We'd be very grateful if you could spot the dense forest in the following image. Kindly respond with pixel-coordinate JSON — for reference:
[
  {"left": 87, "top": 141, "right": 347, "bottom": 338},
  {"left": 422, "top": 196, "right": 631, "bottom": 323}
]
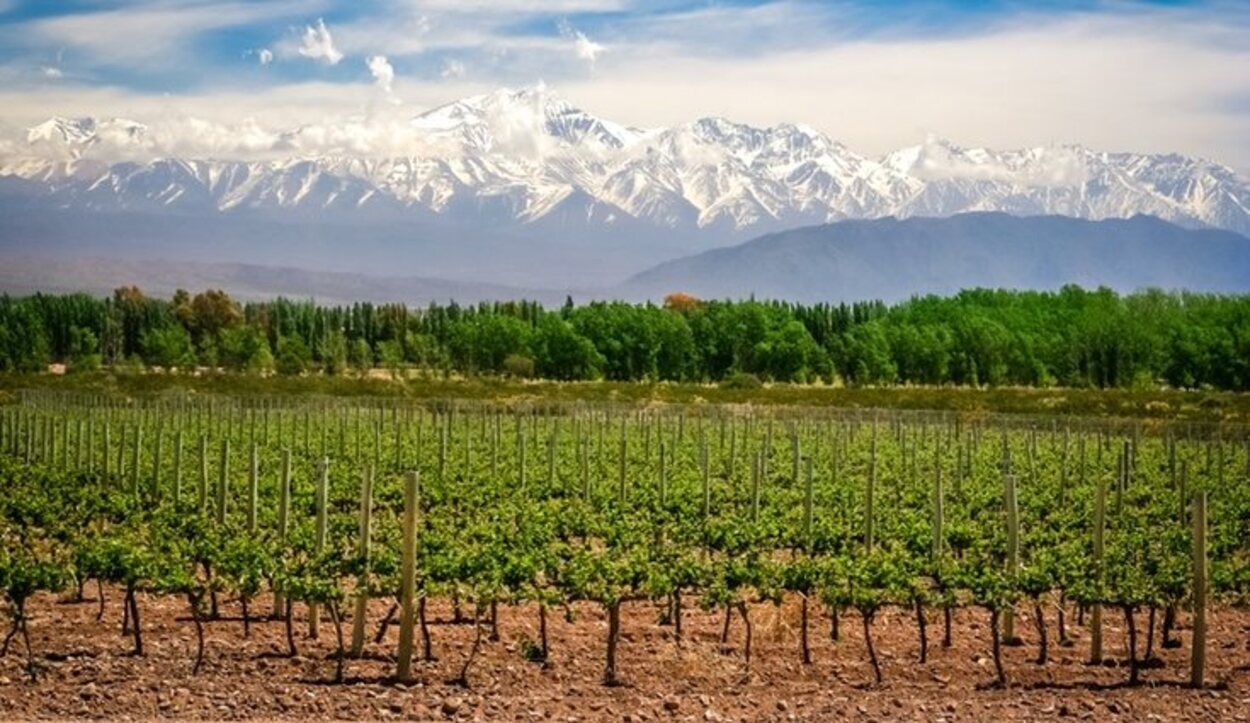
[{"left": 0, "top": 286, "right": 1248, "bottom": 390}]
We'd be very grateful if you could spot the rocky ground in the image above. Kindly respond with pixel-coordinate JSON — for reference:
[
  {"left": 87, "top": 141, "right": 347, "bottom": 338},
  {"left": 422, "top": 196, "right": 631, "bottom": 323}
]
[{"left": 1, "top": 589, "right": 1248, "bottom": 721}]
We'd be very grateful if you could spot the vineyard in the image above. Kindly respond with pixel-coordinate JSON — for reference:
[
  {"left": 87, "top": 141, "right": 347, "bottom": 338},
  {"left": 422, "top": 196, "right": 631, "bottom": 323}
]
[{"left": 2, "top": 391, "right": 1250, "bottom": 718}]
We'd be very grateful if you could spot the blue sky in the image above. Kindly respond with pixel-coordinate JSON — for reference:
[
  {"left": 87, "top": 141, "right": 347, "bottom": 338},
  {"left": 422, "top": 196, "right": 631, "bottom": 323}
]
[
  {"left": 0, "top": 1, "right": 1214, "bottom": 91},
  {"left": 0, "top": 1, "right": 1247, "bottom": 169}
]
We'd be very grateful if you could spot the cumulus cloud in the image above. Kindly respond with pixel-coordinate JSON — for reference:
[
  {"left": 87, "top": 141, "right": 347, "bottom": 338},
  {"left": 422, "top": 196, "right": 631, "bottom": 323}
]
[
  {"left": 366, "top": 55, "right": 395, "bottom": 94},
  {"left": 899, "top": 135, "right": 1090, "bottom": 188},
  {"left": 5, "top": 113, "right": 440, "bottom": 162},
  {"left": 257, "top": 48, "right": 274, "bottom": 66},
  {"left": 41, "top": 66, "right": 63, "bottom": 79},
  {"left": 299, "top": 18, "right": 343, "bottom": 65},
  {"left": 559, "top": 20, "right": 604, "bottom": 64}
]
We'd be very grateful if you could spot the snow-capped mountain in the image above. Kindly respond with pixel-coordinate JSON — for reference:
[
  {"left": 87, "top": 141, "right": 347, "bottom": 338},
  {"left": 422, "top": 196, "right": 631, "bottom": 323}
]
[
  {"left": 2, "top": 86, "right": 1248, "bottom": 272},
  {"left": 25, "top": 117, "right": 148, "bottom": 157}
]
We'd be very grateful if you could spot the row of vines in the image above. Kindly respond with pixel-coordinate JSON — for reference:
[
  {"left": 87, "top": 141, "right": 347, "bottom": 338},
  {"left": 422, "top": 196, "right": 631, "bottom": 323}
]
[{"left": 2, "top": 391, "right": 1249, "bottom": 689}]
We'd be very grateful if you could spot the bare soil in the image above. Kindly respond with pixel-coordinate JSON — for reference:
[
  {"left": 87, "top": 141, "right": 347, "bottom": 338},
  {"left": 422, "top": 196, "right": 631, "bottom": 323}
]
[{"left": 1, "top": 589, "right": 1248, "bottom": 721}]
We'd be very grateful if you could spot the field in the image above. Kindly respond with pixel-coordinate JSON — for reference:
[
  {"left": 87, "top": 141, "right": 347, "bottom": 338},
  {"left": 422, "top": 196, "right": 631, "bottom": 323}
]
[
  {"left": 4, "top": 370, "right": 1250, "bottom": 422},
  {"left": 2, "top": 388, "right": 1249, "bottom": 720}
]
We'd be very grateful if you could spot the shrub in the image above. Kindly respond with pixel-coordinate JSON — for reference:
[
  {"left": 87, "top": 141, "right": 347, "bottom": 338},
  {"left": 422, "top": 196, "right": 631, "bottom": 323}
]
[
  {"left": 275, "top": 336, "right": 312, "bottom": 376},
  {"left": 721, "top": 371, "right": 763, "bottom": 390},
  {"left": 219, "top": 326, "right": 273, "bottom": 374},
  {"left": 504, "top": 354, "right": 536, "bottom": 379},
  {"left": 141, "top": 325, "right": 195, "bottom": 370}
]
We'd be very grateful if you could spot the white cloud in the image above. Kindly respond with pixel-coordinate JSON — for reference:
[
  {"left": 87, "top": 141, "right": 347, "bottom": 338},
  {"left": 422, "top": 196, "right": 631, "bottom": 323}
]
[
  {"left": 553, "top": 8, "right": 1250, "bottom": 172},
  {"left": 0, "top": 80, "right": 498, "bottom": 160},
  {"left": 558, "top": 20, "right": 605, "bottom": 64},
  {"left": 41, "top": 66, "right": 63, "bottom": 79},
  {"left": 901, "top": 135, "right": 1090, "bottom": 188},
  {"left": 0, "top": 3, "right": 1247, "bottom": 173},
  {"left": 441, "top": 59, "right": 466, "bottom": 79},
  {"left": 257, "top": 48, "right": 274, "bottom": 66},
  {"left": 367, "top": 55, "right": 395, "bottom": 95},
  {"left": 299, "top": 18, "right": 343, "bottom": 65}
]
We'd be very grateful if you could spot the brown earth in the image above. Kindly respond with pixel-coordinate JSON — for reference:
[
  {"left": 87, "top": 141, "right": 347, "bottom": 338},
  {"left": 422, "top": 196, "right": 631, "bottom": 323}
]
[{"left": 1, "top": 589, "right": 1248, "bottom": 721}]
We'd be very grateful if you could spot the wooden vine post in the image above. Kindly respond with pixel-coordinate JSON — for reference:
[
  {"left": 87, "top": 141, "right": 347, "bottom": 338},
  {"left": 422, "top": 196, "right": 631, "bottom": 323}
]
[
  {"left": 246, "top": 443, "right": 259, "bottom": 532},
  {"left": 172, "top": 429, "right": 183, "bottom": 506},
  {"left": 272, "top": 449, "right": 291, "bottom": 619},
  {"left": 103, "top": 423, "right": 112, "bottom": 478},
  {"left": 216, "top": 438, "right": 230, "bottom": 526},
  {"left": 1090, "top": 475, "right": 1107, "bottom": 664},
  {"left": 350, "top": 465, "right": 375, "bottom": 656},
  {"left": 518, "top": 423, "right": 527, "bottom": 493},
  {"left": 866, "top": 422, "right": 877, "bottom": 550},
  {"left": 802, "top": 456, "right": 814, "bottom": 547},
  {"left": 617, "top": 426, "right": 627, "bottom": 503},
  {"left": 151, "top": 423, "right": 162, "bottom": 502},
  {"left": 791, "top": 430, "right": 801, "bottom": 485},
  {"left": 130, "top": 423, "right": 142, "bottom": 497},
  {"left": 1002, "top": 471, "right": 1020, "bottom": 644},
  {"left": 750, "top": 450, "right": 761, "bottom": 523},
  {"left": 397, "top": 471, "right": 421, "bottom": 681},
  {"left": 197, "top": 435, "right": 208, "bottom": 512},
  {"left": 1190, "top": 489, "right": 1207, "bottom": 688},
  {"left": 701, "top": 436, "right": 711, "bottom": 518},
  {"left": 932, "top": 448, "right": 944, "bottom": 560},
  {"left": 655, "top": 440, "right": 667, "bottom": 507},
  {"left": 309, "top": 457, "right": 329, "bottom": 639}
]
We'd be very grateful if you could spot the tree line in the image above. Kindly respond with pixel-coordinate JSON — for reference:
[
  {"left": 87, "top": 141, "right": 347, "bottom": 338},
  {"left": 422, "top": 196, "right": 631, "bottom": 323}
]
[{"left": 0, "top": 285, "right": 1248, "bottom": 390}]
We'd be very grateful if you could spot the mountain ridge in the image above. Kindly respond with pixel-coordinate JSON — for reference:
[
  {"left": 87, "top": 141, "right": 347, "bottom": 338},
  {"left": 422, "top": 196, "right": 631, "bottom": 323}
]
[
  {"left": 0, "top": 254, "right": 567, "bottom": 307},
  {"left": 621, "top": 212, "right": 1250, "bottom": 303},
  {"left": 4, "top": 213, "right": 1249, "bottom": 306}
]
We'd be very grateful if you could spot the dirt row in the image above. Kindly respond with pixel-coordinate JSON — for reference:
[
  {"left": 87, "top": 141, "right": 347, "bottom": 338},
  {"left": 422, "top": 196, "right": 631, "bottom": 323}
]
[{"left": 1, "top": 588, "right": 1248, "bottom": 721}]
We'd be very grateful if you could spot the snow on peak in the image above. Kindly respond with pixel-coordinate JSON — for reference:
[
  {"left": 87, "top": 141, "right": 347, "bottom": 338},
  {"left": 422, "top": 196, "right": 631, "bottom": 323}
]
[
  {"left": 27, "top": 116, "right": 146, "bottom": 146},
  {"left": 27, "top": 117, "right": 97, "bottom": 145},
  {"left": 25, "top": 116, "right": 149, "bottom": 160},
  {"left": 410, "top": 85, "right": 638, "bottom": 156},
  {"left": 1, "top": 87, "right": 1247, "bottom": 236}
]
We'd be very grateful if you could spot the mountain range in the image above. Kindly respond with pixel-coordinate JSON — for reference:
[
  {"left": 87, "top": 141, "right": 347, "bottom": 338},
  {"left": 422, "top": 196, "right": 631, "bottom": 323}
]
[{"left": 2, "top": 86, "right": 1249, "bottom": 289}]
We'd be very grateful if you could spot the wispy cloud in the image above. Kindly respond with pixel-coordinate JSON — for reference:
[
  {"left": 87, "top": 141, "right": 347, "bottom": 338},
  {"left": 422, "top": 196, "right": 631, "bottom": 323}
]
[
  {"left": 441, "top": 59, "right": 466, "bottom": 79},
  {"left": 298, "top": 18, "right": 343, "bottom": 65},
  {"left": 559, "top": 21, "right": 604, "bottom": 64}
]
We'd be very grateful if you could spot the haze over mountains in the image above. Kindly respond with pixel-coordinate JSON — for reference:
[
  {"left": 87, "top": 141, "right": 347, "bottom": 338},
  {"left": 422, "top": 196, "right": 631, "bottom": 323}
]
[
  {"left": 624, "top": 213, "right": 1250, "bottom": 303},
  {"left": 0, "top": 255, "right": 565, "bottom": 307},
  {"left": 5, "top": 212, "right": 1247, "bottom": 306},
  {"left": 2, "top": 86, "right": 1250, "bottom": 300}
]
